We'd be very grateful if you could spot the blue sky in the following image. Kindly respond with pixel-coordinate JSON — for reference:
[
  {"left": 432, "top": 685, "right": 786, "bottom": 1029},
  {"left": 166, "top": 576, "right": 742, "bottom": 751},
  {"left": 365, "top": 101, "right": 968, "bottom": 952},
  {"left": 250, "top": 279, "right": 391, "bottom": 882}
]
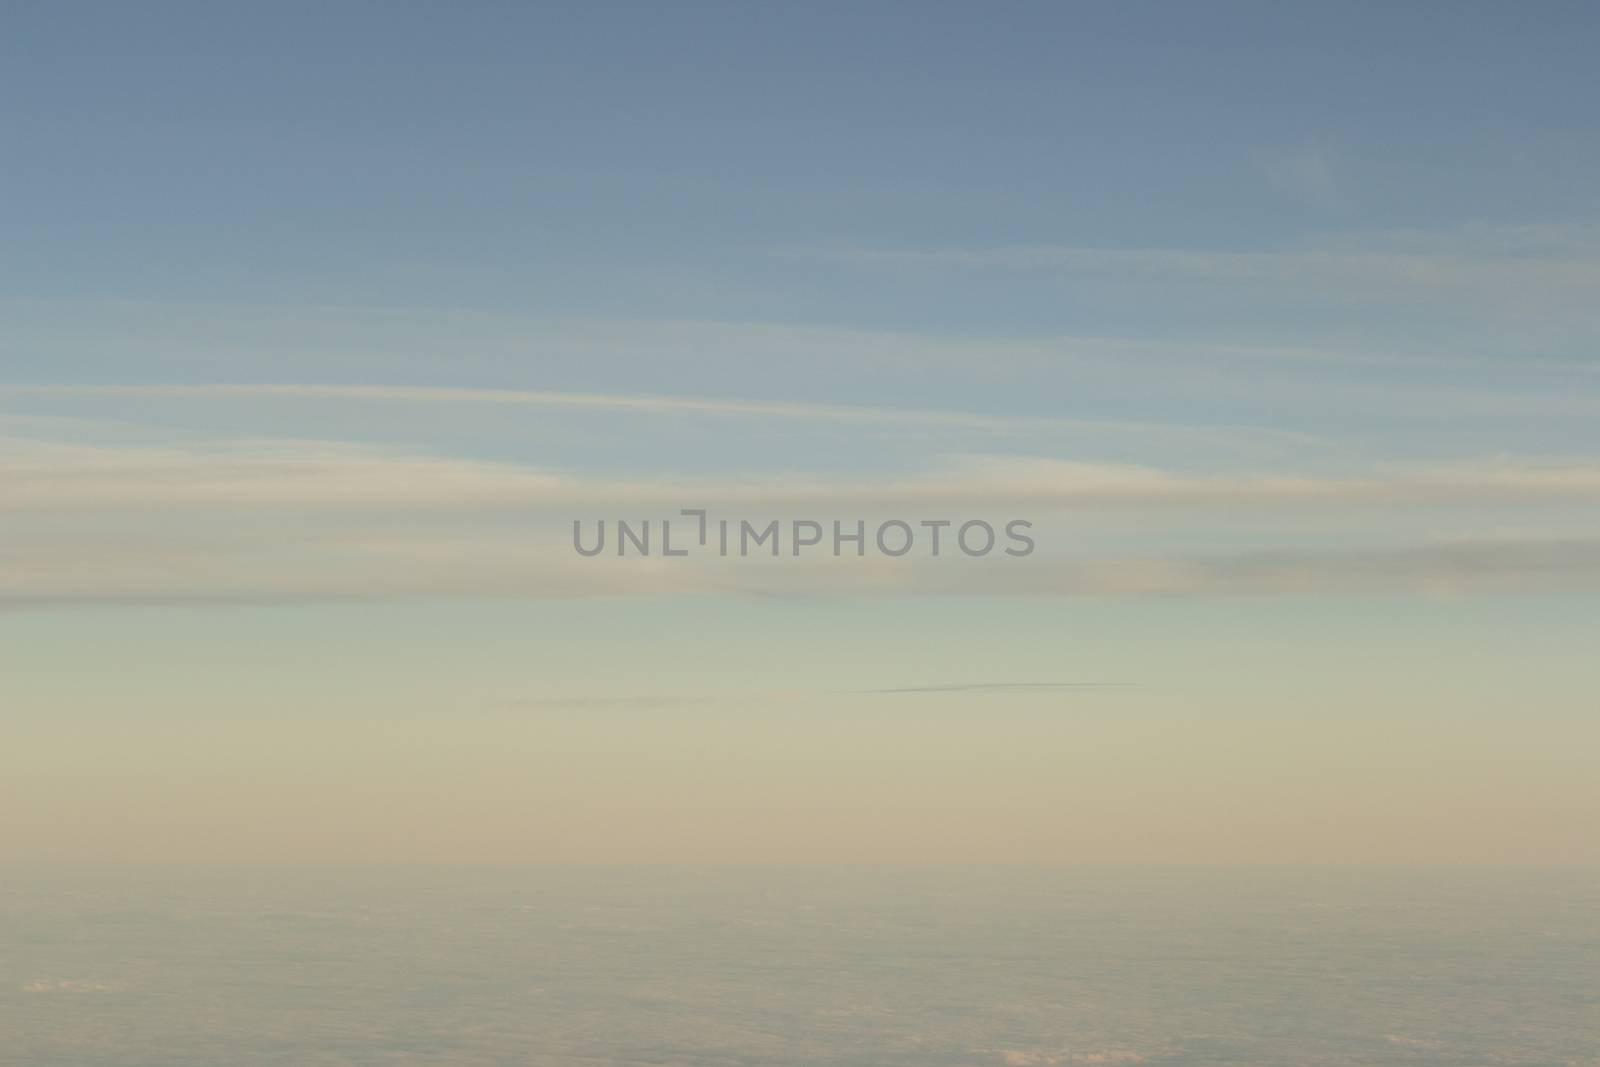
[
  {"left": 2, "top": 3, "right": 1598, "bottom": 862},
  {"left": 6, "top": 3, "right": 1600, "bottom": 457},
  {"left": 7, "top": 4, "right": 1599, "bottom": 325}
]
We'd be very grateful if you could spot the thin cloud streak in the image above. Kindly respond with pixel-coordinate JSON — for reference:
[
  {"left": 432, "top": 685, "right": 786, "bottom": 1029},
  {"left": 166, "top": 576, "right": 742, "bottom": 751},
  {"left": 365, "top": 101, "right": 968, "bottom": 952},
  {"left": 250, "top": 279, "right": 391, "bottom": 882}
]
[
  {"left": 825, "top": 226, "right": 1600, "bottom": 316},
  {"left": 505, "top": 683, "right": 1136, "bottom": 706},
  {"left": 0, "top": 382, "right": 1333, "bottom": 449},
  {"left": 6, "top": 524, "right": 1600, "bottom": 606},
  {"left": 844, "top": 682, "right": 1134, "bottom": 694},
  {"left": 5, "top": 437, "right": 1600, "bottom": 511},
  {"left": 0, "top": 382, "right": 1095, "bottom": 433},
  {"left": 3, "top": 433, "right": 1600, "bottom": 605}
]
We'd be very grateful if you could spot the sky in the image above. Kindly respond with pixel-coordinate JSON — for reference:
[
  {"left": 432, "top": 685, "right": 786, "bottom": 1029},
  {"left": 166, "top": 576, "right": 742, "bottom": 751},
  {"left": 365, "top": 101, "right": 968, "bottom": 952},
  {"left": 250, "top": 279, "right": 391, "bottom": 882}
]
[{"left": 2, "top": 2, "right": 1598, "bottom": 863}]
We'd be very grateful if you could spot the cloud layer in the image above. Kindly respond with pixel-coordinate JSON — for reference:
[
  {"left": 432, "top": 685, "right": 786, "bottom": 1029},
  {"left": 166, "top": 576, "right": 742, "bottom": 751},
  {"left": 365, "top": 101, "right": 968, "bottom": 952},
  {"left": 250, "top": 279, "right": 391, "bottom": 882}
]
[{"left": 4, "top": 425, "right": 1599, "bottom": 605}]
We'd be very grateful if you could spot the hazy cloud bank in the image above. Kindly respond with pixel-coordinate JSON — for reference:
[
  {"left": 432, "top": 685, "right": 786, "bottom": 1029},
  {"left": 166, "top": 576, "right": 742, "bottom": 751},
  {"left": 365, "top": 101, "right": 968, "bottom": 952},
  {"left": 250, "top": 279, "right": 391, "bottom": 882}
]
[{"left": 3, "top": 431, "right": 1599, "bottom": 606}]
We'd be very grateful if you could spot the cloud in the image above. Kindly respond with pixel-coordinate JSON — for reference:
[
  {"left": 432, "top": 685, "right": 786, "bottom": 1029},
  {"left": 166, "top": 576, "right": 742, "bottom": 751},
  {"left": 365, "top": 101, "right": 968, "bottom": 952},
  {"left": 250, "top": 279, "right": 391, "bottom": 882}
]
[
  {"left": 827, "top": 225, "right": 1600, "bottom": 316},
  {"left": 0, "top": 437, "right": 570, "bottom": 510},
  {"left": 3, "top": 433, "right": 1600, "bottom": 606},
  {"left": 871, "top": 244, "right": 1600, "bottom": 305},
  {"left": 6, "top": 436, "right": 1600, "bottom": 513},
  {"left": 20, "top": 979, "right": 118, "bottom": 993},
  {"left": 11, "top": 298, "right": 1598, "bottom": 378},
  {"left": 0, "top": 381, "right": 1336, "bottom": 451},
  {"left": 999, "top": 1050, "right": 1151, "bottom": 1066},
  {"left": 8, "top": 529, "right": 1600, "bottom": 606},
  {"left": 1, "top": 382, "right": 1029, "bottom": 430},
  {"left": 505, "top": 684, "right": 1132, "bottom": 706},
  {"left": 1261, "top": 141, "right": 1347, "bottom": 211},
  {"left": 1091, "top": 538, "right": 1600, "bottom": 597},
  {"left": 846, "top": 683, "right": 1131, "bottom": 694}
]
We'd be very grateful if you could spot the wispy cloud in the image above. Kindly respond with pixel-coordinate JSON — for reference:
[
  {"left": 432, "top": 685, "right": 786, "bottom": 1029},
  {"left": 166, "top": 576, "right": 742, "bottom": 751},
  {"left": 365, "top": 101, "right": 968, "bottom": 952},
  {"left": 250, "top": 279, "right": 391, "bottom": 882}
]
[
  {"left": 6, "top": 437, "right": 1600, "bottom": 513},
  {"left": 2, "top": 382, "right": 1026, "bottom": 428},
  {"left": 844, "top": 244, "right": 1600, "bottom": 304},
  {"left": 0, "top": 382, "right": 1335, "bottom": 451},
  {"left": 505, "top": 683, "right": 1134, "bottom": 705},
  {"left": 844, "top": 682, "right": 1133, "bottom": 694},
  {"left": 2, "top": 432, "right": 1599, "bottom": 606},
  {"left": 1261, "top": 141, "right": 1348, "bottom": 211},
  {"left": 824, "top": 224, "right": 1600, "bottom": 316},
  {"left": 20, "top": 979, "right": 119, "bottom": 994}
]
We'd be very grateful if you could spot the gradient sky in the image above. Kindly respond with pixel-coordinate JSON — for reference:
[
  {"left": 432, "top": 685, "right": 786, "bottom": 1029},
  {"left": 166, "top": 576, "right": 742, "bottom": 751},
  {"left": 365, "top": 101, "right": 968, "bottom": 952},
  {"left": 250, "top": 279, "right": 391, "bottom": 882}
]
[{"left": 2, "top": 2, "right": 1598, "bottom": 863}]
